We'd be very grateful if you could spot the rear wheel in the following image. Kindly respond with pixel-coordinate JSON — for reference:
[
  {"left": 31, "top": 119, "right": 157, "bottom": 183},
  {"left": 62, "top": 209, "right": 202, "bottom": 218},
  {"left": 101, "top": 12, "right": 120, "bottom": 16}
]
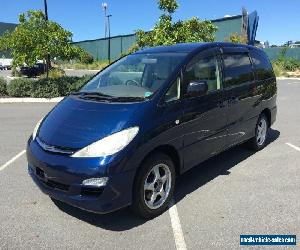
[
  {"left": 247, "top": 113, "right": 269, "bottom": 151},
  {"left": 132, "top": 153, "right": 175, "bottom": 219}
]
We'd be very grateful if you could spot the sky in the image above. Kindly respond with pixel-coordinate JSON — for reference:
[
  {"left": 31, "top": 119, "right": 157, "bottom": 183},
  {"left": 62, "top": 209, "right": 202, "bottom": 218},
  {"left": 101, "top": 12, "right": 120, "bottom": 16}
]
[{"left": 1, "top": 0, "right": 299, "bottom": 45}]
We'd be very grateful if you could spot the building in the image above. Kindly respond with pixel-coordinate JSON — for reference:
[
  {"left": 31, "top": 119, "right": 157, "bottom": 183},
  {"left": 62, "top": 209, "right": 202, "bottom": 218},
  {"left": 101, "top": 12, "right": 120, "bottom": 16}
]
[
  {"left": 289, "top": 43, "right": 300, "bottom": 48},
  {"left": 73, "top": 9, "right": 259, "bottom": 61},
  {"left": 0, "top": 22, "right": 17, "bottom": 36},
  {"left": 0, "top": 22, "right": 17, "bottom": 59}
]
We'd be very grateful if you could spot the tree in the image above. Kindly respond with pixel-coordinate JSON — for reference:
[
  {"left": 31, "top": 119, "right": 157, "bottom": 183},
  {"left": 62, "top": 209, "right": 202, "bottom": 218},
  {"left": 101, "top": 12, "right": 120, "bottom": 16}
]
[
  {"left": 0, "top": 10, "right": 82, "bottom": 76},
  {"left": 225, "top": 32, "right": 248, "bottom": 44},
  {"left": 129, "top": 0, "right": 217, "bottom": 52},
  {"left": 80, "top": 51, "right": 94, "bottom": 64}
]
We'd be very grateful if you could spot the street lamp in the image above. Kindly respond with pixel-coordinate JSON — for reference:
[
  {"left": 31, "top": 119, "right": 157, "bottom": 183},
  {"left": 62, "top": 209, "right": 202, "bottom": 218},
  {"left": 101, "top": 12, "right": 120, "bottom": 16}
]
[
  {"left": 101, "top": 2, "right": 108, "bottom": 38},
  {"left": 44, "top": 0, "right": 50, "bottom": 77},
  {"left": 107, "top": 14, "right": 112, "bottom": 63},
  {"left": 101, "top": 3, "right": 111, "bottom": 63}
]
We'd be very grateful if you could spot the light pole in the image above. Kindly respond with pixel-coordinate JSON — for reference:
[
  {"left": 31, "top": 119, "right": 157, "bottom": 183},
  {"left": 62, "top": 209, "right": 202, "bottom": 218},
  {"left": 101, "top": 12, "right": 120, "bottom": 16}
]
[
  {"left": 44, "top": 0, "right": 50, "bottom": 77},
  {"left": 107, "top": 14, "right": 112, "bottom": 63},
  {"left": 101, "top": 2, "right": 108, "bottom": 38},
  {"left": 44, "top": 0, "right": 48, "bottom": 20}
]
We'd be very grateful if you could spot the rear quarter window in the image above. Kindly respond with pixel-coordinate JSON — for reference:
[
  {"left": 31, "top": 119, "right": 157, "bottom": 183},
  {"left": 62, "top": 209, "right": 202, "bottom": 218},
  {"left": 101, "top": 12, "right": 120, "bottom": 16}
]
[
  {"left": 223, "top": 53, "right": 254, "bottom": 87},
  {"left": 250, "top": 50, "right": 274, "bottom": 81}
]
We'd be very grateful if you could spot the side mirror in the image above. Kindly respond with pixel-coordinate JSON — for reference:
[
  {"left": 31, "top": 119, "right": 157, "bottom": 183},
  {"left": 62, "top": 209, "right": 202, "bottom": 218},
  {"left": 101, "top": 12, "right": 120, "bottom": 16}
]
[{"left": 186, "top": 80, "right": 208, "bottom": 97}]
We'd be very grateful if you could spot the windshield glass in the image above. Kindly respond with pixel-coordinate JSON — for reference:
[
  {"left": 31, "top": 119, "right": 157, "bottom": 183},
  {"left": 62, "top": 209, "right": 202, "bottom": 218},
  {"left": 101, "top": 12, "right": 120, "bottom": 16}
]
[{"left": 80, "top": 52, "right": 187, "bottom": 99}]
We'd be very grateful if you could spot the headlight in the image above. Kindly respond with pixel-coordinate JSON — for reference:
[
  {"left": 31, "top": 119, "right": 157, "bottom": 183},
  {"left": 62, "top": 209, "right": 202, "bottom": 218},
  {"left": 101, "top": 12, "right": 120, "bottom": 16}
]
[
  {"left": 71, "top": 126, "right": 139, "bottom": 158},
  {"left": 32, "top": 118, "right": 43, "bottom": 141}
]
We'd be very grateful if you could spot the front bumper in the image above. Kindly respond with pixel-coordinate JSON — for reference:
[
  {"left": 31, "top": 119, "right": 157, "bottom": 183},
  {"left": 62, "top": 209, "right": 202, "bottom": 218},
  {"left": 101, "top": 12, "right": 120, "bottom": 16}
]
[{"left": 26, "top": 139, "right": 136, "bottom": 214}]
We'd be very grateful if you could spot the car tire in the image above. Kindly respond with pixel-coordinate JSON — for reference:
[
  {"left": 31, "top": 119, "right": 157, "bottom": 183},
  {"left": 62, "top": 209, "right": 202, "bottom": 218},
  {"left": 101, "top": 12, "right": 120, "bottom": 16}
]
[
  {"left": 247, "top": 113, "right": 269, "bottom": 151},
  {"left": 132, "top": 153, "right": 175, "bottom": 219}
]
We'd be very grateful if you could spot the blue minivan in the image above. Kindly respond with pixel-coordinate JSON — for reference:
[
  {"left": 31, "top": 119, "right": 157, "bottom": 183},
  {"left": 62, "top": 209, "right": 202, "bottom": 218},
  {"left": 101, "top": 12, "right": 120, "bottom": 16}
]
[{"left": 27, "top": 42, "right": 277, "bottom": 218}]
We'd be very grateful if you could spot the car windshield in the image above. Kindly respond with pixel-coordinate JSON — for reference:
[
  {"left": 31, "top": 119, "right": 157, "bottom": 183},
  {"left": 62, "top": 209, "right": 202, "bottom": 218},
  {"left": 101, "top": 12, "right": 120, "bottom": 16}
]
[{"left": 80, "top": 52, "right": 187, "bottom": 100}]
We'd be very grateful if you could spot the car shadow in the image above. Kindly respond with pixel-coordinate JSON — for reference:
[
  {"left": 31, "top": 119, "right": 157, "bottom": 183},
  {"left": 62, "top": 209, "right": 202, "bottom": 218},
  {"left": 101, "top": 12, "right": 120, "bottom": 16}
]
[
  {"left": 53, "top": 129, "right": 280, "bottom": 231},
  {"left": 175, "top": 128, "right": 280, "bottom": 203},
  {"left": 52, "top": 198, "right": 145, "bottom": 231}
]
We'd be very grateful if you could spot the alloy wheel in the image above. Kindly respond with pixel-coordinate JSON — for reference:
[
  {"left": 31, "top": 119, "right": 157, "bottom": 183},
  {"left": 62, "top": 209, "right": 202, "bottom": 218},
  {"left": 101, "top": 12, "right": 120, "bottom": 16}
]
[
  {"left": 143, "top": 163, "right": 172, "bottom": 210},
  {"left": 256, "top": 118, "right": 267, "bottom": 146}
]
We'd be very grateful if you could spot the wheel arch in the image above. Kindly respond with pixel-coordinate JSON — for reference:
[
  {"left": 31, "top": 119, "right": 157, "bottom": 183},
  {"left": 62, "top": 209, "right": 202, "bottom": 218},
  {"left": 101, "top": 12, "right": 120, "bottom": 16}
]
[
  {"left": 261, "top": 108, "right": 271, "bottom": 127},
  {"left": 138, "top": 144, "right": 181, "bottom": 177}
]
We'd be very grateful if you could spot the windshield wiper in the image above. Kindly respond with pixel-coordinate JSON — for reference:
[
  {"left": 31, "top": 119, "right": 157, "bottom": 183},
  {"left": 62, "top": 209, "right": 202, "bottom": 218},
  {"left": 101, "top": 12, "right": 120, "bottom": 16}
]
[
  {"left": 110, "top": 96, "right": 146, "bottom": 102},
  {"left": 71, "top": 91, "right": 114, "bottom": 101},
  {"left": 71, "top": 91, "right": 112, "bottom": 97},
  {"left": 71, "top": 92, "right": 146, "bottom": 102}
]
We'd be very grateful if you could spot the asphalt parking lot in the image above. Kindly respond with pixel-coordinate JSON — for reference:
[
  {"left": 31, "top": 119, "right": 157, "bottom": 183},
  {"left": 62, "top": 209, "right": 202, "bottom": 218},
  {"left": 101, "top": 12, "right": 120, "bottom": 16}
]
[{"left": 0, "top": 79, "right": 299, "bottom": 250}]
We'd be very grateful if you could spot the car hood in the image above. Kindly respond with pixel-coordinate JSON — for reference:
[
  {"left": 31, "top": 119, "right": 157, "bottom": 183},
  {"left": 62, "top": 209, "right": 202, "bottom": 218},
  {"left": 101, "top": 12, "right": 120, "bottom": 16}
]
[{"left": 37, "top": 96, "right": 143, "bottom": 149}]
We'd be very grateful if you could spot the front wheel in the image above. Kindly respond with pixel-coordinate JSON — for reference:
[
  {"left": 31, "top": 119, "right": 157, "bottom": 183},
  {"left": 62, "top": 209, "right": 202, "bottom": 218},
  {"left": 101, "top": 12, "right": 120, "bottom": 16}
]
[
  {"left": 132, "top": 153, "right": 175, "bottom": 219},
  {"left": 247, "top": 114, "right": 269, "bottom": 151}
]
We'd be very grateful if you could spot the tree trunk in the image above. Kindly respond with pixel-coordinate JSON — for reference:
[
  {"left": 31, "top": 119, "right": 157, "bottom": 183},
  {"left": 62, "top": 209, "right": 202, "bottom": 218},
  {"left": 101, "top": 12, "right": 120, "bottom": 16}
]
[{"left": 45, "top": 54, "right": 50, "bottom": 78}]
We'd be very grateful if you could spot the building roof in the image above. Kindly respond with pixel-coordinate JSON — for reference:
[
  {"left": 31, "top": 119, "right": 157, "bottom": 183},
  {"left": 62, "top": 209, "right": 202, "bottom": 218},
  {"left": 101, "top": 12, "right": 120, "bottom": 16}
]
[
  {"left": 210, "top": 15, "right": 242, "bottom": 23},
  {"left": 0, "top": 22, "right": 17, "bottom": 36}
]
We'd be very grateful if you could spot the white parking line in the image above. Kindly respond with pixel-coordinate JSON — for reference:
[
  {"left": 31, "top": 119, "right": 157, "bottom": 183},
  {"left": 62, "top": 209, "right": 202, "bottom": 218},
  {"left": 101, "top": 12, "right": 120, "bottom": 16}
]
[
  {"left": 169, "top": 199, "right": 187, "bottom": 250},
  {"left": 0, "top": 150, "right": 26, "bottom": 172},
  {"left": 286, "top": 143, "right": 300, "bottom": 152}
]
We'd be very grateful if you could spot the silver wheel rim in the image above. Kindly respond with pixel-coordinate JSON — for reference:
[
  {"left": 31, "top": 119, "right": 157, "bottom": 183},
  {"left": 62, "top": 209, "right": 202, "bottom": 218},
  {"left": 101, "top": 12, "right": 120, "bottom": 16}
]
[
  {"left": 144, "top": 163, "right": 172, "bottom": 210},
  {"left": 256, "top": 118, "right": 267, "bottom": 146}
]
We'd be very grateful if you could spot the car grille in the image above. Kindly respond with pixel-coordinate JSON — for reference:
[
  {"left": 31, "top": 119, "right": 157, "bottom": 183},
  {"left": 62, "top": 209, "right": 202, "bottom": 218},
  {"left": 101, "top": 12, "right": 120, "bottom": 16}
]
[
  {"left": 36, "top": 167, "right": 69, "bottom": 191},
  {"left": 36, "top": 137, "right": 75, "bottom": 155},
  {"left": 44, "top": 179, "right": 69, "bottom": 191}
]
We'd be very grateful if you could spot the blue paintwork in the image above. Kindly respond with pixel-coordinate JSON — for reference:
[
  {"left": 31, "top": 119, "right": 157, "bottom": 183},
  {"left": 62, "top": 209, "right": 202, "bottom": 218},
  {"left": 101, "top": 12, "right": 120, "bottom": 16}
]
[
  {"left": 38, "top": 96, "right": 144, "bottom": 149},
  {"left": 26, "top": 42, "right": 277, "bottom": 214}
]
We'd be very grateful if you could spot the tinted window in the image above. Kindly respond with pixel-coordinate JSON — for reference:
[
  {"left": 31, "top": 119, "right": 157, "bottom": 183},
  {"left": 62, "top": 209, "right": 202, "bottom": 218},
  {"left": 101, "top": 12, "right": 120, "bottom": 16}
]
[
  {"left": 184, "top": 56, "right": 222, "bottom": 92},
  {"left": 250, "top": 50, "right": 274, "bottom": 80},
  {"left": 164, "top": 77, "right": 180, "bottom": 102},
  {"left": 223, "top": 53, "right": 254, "bottom": 87}
]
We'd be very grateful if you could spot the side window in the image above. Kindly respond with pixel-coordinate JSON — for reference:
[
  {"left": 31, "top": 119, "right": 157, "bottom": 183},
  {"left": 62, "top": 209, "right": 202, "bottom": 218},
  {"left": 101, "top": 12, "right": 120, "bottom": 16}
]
[
  {"left": 164, "top": 77, "right": 180, "bottom": 102},
  {"left": 184, "top": 55, "right": 222, "bottom": 92},
  {"left": 250, "top": 50, "right": 274, "bottom": 80},
  {"left": 223, "top": 53, "right": 254, "bottom": 87}
]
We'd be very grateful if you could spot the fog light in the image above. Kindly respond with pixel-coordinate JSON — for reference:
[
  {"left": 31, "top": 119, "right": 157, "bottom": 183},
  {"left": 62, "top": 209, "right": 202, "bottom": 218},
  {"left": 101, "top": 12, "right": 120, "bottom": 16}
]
[{"left": 82, "top": 177, "right": 108, "bottom": 187}]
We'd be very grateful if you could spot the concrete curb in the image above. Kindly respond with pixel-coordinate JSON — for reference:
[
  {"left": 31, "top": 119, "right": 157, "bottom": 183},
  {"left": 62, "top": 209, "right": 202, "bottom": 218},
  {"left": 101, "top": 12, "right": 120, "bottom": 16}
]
[
  {"left": 64, "top": 69, "right": 99, "bottom": 72},
  {"left": 277, "top": 77, "right": 300, "bottom": 80},
  {"left": 6, "top": 76, "right": 18, "bottom": 80},
  {"left": 0, "top": 97, "right": 63, "bottom": 103}
]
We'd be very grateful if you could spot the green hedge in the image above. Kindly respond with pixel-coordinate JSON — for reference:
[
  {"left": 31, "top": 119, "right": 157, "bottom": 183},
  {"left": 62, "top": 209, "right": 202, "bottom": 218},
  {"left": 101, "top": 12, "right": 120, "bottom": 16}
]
[
  {"left": 7, "top": 78, "right": 33, "bottom": 97},
  {"left": 0, "top": 77, "right": 8, "bottom": 96},
  {"left": 272, "top": 57, "right": 300, "bottom": 71},
  {"left": 7, "top": 75, "right": 93, "bottom": 98}
]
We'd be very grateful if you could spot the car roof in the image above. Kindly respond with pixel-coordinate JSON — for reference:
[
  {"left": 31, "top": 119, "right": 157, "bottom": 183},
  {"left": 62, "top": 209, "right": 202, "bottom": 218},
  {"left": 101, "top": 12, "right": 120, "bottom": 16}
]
[{"left": 133, "top": 42, "right": 257, "bottom": 55}]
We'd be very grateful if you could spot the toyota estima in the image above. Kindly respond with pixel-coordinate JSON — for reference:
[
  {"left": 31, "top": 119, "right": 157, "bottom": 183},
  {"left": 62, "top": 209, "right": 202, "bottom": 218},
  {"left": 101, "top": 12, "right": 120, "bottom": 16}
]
[{"left": 27, "top": 42, "right": 277, "bottom": 218}]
